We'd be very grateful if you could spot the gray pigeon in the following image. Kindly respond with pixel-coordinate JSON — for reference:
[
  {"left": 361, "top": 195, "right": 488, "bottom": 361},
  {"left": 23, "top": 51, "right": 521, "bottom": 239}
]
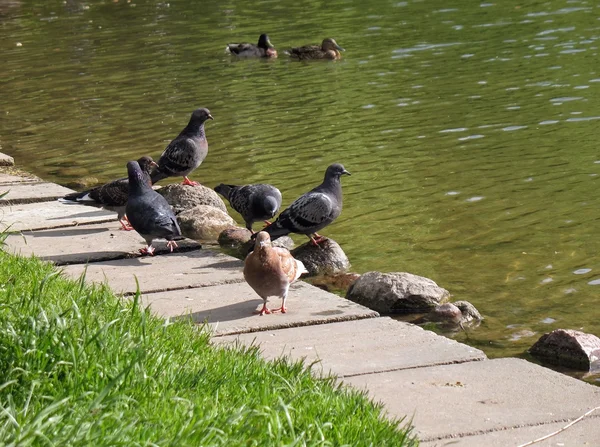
[
  {"left": 126, "top": 160, "right": 183, "bottom": 255},
  {"left": 214, "top": 183, "right": 282, "bottom": 233},
  {"left": 150, "top": 108, "right": 213, "bottom": 186},
  {"left": 263, "top": 163, "right": 350, "bottom": 245},
  {"left": 59, "top": 156, "right": 157, "bottom": 230}
]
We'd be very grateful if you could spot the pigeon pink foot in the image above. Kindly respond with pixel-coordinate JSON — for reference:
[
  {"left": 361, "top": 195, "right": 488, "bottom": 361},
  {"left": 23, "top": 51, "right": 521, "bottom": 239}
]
[
  {"left": 139, "top": 245, "right": 156, "bottom": 256},
  {"left": 182, "top": 177, "right": 199, "bottom": 186},
  {"left": 166, "top": 240, "right": 179, "bottom": 252},
  {"left": 254, "top": 303, "right": 272, "bottom": 316}
]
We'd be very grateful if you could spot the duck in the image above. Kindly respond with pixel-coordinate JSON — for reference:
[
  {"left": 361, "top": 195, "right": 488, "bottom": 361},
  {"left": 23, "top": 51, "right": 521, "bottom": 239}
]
[
  {"left": 226, "top": 34, "right": 277, "bottom": 58},
  {"left": 288, "top": 38, "right": 344, "bottom": 60}
]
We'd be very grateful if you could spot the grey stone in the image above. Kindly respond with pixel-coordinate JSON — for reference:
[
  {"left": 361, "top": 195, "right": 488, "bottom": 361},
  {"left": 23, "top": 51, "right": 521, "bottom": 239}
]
[
  {"left": 61, "top": 249, "right": 245, "bottom": 294},
  {"left": 424, "top": 301, "right": 483, "bottom": 327},
  {"left": 0, "top": 182, "right": 74, "bottom": 205},
  {"left": 4, "top": 222, "right": 200, "bottom": 265},
  {"left": 344, "top": 358, "right": 600, "bottom": 441},
  {"left": 134, "top": 281, "right": 378, "bottom": 335},
  {"left": 157, "top": 183, "right": 226, "bottom": 214},
  {"left": 0, "top": 152, "right": 14, "bottom": 166},
  {"left": 530, "top": 329, "right": 600, "bottom": 372},
  {"left": 0, "top": 173, "right": 40, "bottom": 184},
  {"left": 291, "top": 237, "right": 350, "bottom": 276},
  {"left": 346, "top": 271, "right": 450, "bottom": 314},
  {"left": 0, "top": 201, "right": 115, "bottom": 232},
  {"left": 218, "top": 227, "right": 252, "bottom": 248},
  {"left": 216, "top": 317, "right": 485, "bottom": 376},
  {"left": 178, "top": 205, "right": 237, "bottom": 240}
]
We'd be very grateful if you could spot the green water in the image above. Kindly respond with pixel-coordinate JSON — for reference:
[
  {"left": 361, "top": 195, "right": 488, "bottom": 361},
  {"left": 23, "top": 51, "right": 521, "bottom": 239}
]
[{"left": 1, "top": 0, "right": 599, "bottom": 381}]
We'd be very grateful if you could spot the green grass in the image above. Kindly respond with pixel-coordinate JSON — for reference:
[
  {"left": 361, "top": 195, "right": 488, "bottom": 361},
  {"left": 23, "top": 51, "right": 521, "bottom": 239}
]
[{"left": 0, "top": 251, "right": 416, "bottom": 446}]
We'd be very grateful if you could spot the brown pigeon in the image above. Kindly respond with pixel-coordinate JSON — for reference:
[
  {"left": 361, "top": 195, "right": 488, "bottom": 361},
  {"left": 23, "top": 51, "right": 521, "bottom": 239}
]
[{"left": 243, "top": 231, "right": 307, "bottom": 315}]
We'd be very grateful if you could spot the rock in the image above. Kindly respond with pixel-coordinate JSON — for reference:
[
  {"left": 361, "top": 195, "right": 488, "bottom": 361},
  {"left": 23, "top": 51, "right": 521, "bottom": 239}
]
[
  {"left": 291, "top": 237, "right": 350, "bottom": 277},
  {"left": 0, "top": 152, "right": 15, "bottom": 167},
  {"left": 218, "top": 227, "right": 252, "bottom": 248},
  {"left": 310, "top": 273, "right": 361, "bottom": 293},
  {"left": 346, "top": 271, "right": 450, "bottom": 314},
  {"left": 177, "top": 205, "right": 236, "bottom": 240},
  {"left": 157, "top": 184, "right": 227, "bottom": 215},
  {"left": 529, "top": 329, "right": 600, "bottom": 372}
]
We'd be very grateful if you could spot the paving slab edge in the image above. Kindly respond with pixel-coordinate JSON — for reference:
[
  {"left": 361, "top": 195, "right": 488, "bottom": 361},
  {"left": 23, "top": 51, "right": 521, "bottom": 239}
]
[
  {"left": 416, "top": 413, "right": 600, "bottom": 443},
  {"left": 206, "top": 311, "right": 381, "bottom": 337}
]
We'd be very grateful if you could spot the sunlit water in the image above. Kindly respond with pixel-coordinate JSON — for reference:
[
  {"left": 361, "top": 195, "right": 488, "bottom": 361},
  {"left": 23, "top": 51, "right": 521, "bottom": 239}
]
[{"left": 1, "top": 0, "right": 599, "bottom": 384}]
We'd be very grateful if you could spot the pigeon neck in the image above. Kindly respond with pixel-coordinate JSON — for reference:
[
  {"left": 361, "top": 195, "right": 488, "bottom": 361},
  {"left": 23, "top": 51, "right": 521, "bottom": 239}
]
[
  {"left": 322, "top": 175, "right": 342, "bottom": 190},
  {"left": 129, "top": 171, "right": 153, "bottom": 195},
  {"left": 182, "top": 119, "right": 206, "bottom": 139}
]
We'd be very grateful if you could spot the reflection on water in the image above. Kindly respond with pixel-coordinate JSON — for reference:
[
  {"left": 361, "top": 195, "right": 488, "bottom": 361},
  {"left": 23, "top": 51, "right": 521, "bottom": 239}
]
[{"left": 1, "top": 0, "right": 599, "bottom": 380}]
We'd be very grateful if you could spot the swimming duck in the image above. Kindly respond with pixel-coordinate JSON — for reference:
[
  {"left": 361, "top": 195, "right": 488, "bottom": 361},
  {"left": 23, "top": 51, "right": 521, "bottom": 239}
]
[
  {"left": 226, "top": 34, "right": 277, "bottom": 58},
  {"left": 288, "top": 38, "right": 344, "bottom": 60}
]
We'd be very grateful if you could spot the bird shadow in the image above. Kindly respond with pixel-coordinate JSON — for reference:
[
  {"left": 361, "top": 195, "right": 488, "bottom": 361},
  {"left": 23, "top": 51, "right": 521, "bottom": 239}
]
[
  {"left": 23, "top": 227, "right": 109, "bottom": 237},
  {"left": 193, "top": 260, "right": 244, "bottom": 270},
  {"left": 170, "top": 298, "right": 263, "bottom": 325}
]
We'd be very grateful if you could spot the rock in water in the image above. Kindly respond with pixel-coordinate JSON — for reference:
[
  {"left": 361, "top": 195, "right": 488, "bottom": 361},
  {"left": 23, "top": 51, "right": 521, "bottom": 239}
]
[
  {"left": 346, "top": 271, "right": 450, "bottom": 314},
  {"left": 291, "top": 237, "right": 350, "bottom": 276},
  {"left": 151, "top": 108, "right": 213, "bottom": 186},
  {"left": 177, "top": 205, "right": 236, "bottom": 241},
  {"left": 263, "top": 163, "right": 350, "bottom": 245},
  {"left": 158, "top": 183, "right": 227, "bottom": 214},
  {"left": 125, "top": 160, "right": 183, "bottom": 255},
  {"left": 530, "top": 329, "right": 600, "bottom": 372}
]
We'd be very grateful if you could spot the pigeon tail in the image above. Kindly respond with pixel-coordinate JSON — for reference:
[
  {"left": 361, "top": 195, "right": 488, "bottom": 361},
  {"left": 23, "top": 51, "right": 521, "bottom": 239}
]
[
  {"left": 60, "top": 190, "right": 94, "bottom": 203},
  {"left": 262, "top": 221, "right": 291, "bottom": 240}
]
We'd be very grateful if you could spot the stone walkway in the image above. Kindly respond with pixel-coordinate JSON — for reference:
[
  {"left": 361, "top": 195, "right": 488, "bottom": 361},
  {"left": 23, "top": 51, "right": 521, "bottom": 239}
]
[{"left": 1, "top": 154, "right": 599, "bottom": 446}]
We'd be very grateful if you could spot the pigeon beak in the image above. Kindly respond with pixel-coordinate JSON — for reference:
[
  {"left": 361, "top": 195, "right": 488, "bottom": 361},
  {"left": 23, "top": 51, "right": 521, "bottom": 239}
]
[
  {"left": 336, "top": 44, "right": 345, "bottom": 52},
  {"left": 343, "top": 169, "right": 351, "bottom": 176},
  {"left": 208, "top": 114, "right": 214, "bottom": 120},
  {"left": 150, "top": 161, "right": 159, "bottom": 168},
  {"left": 259, "top": 240, "right": 268, "bottom": 248}
]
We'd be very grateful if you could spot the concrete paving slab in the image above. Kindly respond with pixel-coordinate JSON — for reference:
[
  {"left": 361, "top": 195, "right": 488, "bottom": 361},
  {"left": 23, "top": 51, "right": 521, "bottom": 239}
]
[
  {"left": 0, "top": 152, "right": 14, "bottom": 166},
  {"left": 5, "top": 222, "right": 201, "bottom": 265},
  {"left": 216, "top": 317, "right": 485, "bottom": 376},
  {"left": 420, "top": 416, "right": 600, "bottom": 446},
  {"left": 0, "top": 182, "right": 74, "bottom": 205},
  {"left": 61, "top": 249, "right": 246, "bottom": 294},
  {"left": 344, "top": 358, "right": 600, "bottom": 442},
  {"left": 0, "top": 201, "right": 115, "bottom": 232},
  {"left": 0, "top": 173, "right": 40, "bottom": 184},
  {"left": 134, "top": 282, "right": 379, "bottom": 335}
]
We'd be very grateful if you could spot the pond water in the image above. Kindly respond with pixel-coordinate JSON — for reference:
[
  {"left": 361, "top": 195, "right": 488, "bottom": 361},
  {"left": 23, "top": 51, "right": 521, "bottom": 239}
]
[{"left": 2, "top": 0, "right": 599, "bottom": 383}]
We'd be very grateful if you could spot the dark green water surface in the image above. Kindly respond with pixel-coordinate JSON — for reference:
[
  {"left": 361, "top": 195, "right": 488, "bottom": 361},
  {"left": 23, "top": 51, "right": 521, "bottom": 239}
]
[{"left": 1, "top": 0, "right": 599, "bottom": 381}]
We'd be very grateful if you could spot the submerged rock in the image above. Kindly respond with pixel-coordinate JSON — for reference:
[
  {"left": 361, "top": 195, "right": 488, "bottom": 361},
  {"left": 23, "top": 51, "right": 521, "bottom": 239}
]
[
  {"left": 529, "top": 329, "right": 600, "bottom": 372},
  {"left": 346, "top": 271, "right": 450, "bottom": 314},
  {"left": 178, "top": 205, "right": 236, "bottom": 240},
  {"left": 310, "top": 272, "right": 361, "bottom": 293},
  {"left": 158, "top": 184, "right": 227, "bottom": 215},
  {"left": 291, "top": 237, "right": 350, "bottom": 277},
  {"left": 453, "top": 300, "right": 483, "bottom": 323}
]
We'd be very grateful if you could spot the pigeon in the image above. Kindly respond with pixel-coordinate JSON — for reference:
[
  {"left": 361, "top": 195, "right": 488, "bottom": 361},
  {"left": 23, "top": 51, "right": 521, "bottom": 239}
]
[
  {"left": 150, "top": 108, "right": 213, "bottom": 186},
  {"left": 59, "top": 156, "right": 157, "bottom": 230},
  {"left": 288, "top": 38, "right": 344, "bottom": 60},
  {"left": 262, "top": 163, "right": 351, "bottom": 245},
  {"left": 214, "top": 183, "right": 282, "bottom": 233},
  {"left": 244, "top": 231, "right": 307, "bottom": 315},
  {"left": 226, "top": 34, "right": 277, "bottom": 58},
  {"left": 126, "top": 160, "right": 183, "bottom": 255}
]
